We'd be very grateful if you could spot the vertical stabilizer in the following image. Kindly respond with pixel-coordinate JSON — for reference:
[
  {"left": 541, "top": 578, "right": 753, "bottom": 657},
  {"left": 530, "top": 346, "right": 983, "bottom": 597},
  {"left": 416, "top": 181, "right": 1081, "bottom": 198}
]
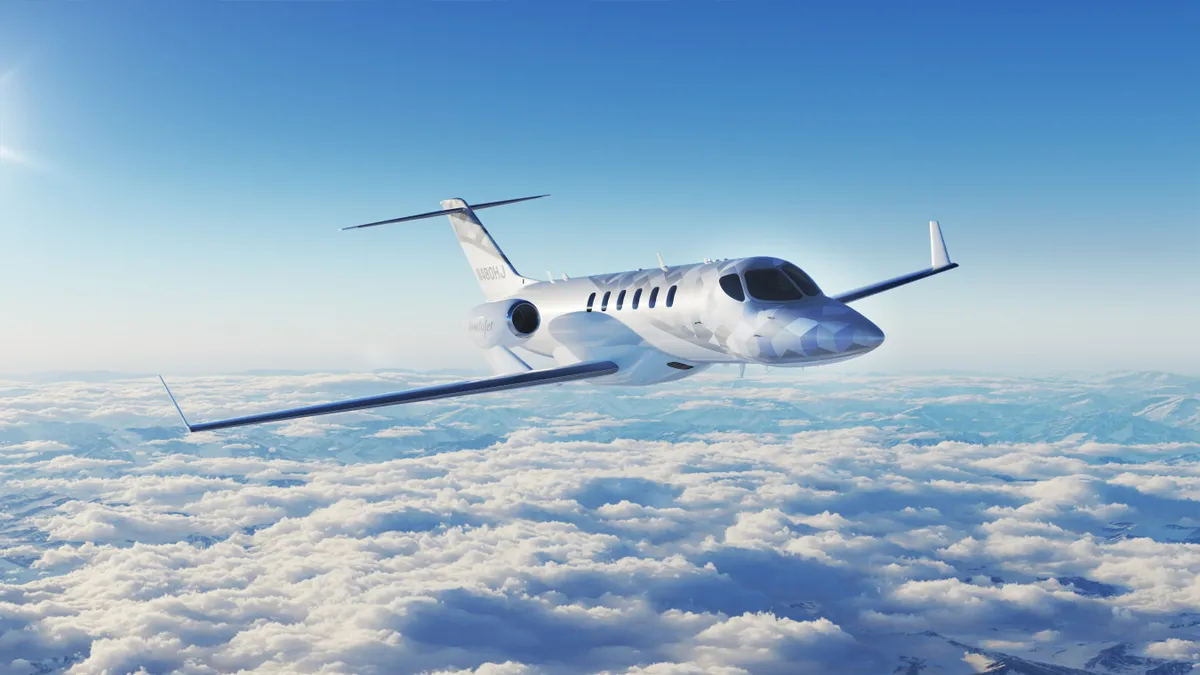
[{"left": 441, "top": 198, "right": 529, "bottom": 300}]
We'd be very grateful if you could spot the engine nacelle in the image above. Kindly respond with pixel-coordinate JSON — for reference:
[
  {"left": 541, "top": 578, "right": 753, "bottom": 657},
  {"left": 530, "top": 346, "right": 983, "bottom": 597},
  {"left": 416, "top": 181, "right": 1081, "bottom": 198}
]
[{"left": 466, "top": 299, "right": 540, "bottom": 349}]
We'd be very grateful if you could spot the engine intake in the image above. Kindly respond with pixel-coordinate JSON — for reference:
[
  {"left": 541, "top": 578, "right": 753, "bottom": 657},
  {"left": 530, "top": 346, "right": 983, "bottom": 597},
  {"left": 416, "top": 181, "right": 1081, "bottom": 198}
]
[
  {"left": 508, "top": 301, "right": 540, "bottom": 336},
  {"left": 467, "top": 299, "right": 540, "bottom": 348}
]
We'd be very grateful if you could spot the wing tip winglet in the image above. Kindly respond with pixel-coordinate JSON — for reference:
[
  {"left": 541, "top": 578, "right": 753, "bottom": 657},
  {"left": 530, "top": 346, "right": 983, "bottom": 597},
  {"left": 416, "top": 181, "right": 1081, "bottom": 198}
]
[
  {"left": 930, "top": 220, "right": 952, "bottom": 268},
  {"left": 158, "top": 376, "right": 195, "bottom": 433},
  {"left": 832, "top": 221, "right": 959, "bottom": 304}
]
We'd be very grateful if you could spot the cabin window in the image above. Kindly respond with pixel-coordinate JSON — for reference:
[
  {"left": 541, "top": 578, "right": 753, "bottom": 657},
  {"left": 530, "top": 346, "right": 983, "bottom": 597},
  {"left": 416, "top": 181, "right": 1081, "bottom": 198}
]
[
  {"left": 666, "top": 285, "right": 678, "bottom": 307},
  {"left": 616, "top": 290, "right": 626, "bottom": 310},
  {"left": 719, "top": 274, "right": 745, "bottom": 302},
  {"left": 649, "top": 287, "right": 659, "bottom": 308},
  {"left": 586, "top": 292, "right": 596, "bottom": 312},
  {"left": 601, "top": 291, "right": 611, "bottom": 311},
  {"left": 782, "top": 263, "right": 822, "bottom": 296},
  {"left": 632, "top": 288, "right": 642, "bottom": 309},
  {"left": 744, "top": 268, "right": 805, "bottom": 301}
]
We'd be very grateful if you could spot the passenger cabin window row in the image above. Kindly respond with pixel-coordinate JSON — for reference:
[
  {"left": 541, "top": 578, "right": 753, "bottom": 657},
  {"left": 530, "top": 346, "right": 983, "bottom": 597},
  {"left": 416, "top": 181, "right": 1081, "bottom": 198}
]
[{"left": 586, "top": 284, "right": 677, "bottom": 312}]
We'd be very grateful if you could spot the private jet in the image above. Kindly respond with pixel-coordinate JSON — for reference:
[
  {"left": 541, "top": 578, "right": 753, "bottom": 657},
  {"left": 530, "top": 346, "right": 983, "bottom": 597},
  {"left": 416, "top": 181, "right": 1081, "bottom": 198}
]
[{"left": 161, "top": 195, "right": 958, "bottom": 431}]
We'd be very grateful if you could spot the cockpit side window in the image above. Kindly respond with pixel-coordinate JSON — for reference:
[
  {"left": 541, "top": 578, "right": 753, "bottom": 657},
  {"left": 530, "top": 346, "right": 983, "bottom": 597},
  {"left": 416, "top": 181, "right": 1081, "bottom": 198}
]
[
  {"left": 782, "top": 263, "right": 822, "bottom": 296},
  {"left": 744, "top": 268, "right": 805, "bottom": 301},
  {"left": 719, "top": 274, "right": 745, "bottom": 302}
]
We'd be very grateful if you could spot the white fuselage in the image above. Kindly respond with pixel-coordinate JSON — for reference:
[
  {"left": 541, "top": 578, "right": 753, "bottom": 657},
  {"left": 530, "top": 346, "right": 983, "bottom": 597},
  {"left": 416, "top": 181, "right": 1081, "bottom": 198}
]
[{"left": 474, "top": 256, "right": 885, "bottom": 386}]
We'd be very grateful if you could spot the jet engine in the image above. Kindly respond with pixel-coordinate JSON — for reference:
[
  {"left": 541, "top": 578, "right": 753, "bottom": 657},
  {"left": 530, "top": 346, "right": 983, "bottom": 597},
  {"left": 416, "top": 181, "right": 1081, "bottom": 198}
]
[{"left": 466, "top": 299, "right": 540, "bottom": 349}]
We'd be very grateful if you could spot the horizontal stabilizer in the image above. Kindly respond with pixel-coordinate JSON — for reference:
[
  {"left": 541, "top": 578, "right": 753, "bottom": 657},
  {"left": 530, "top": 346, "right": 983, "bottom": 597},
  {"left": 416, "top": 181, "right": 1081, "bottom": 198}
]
[
  {"left": 834, "top": 220, "right": 959, "bottom": 304},
  {"left": 342, "top": 195, "right": 549, "bottom": 231},
  {"left": 159, "top": 359, "right": 616, "bottom": 433}
]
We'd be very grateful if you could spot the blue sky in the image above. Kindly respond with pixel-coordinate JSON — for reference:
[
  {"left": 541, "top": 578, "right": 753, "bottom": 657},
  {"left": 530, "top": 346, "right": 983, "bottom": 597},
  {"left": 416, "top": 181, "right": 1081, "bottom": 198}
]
[{"left": 1, "top": 2, "right": 1196, "bottom": 375}]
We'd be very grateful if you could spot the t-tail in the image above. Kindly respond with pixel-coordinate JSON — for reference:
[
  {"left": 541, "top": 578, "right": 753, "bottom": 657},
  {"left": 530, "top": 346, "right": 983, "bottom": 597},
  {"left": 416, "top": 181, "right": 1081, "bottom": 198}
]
[{"left": 342, "top": 195, "right": 545, "bottom": 301}]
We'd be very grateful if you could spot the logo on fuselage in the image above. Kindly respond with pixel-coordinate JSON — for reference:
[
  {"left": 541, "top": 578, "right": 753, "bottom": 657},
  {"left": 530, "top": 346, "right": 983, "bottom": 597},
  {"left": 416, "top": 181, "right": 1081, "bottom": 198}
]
[
  {"left": 476, "top": 266, "right": 507, "bottom": 281},
  {"left": 468, "top": 317, "right": 493, "bottom": 334}
]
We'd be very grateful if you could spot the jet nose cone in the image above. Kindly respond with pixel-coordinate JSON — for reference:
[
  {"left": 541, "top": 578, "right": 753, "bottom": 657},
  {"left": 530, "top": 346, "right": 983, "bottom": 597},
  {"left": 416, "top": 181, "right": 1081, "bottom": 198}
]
[{"left": 852, "top": 315, "right": 885, "bottom": 351}]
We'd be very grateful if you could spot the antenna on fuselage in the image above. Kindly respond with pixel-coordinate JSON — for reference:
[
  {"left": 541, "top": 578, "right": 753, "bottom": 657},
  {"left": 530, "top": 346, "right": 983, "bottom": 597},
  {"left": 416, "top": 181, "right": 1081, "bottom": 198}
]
[
  {"left": 547, "top": 270, "right": 555, "bottom": 283},
  {"left": 656, "top": 253, "right": 667, "bottom": 271}
]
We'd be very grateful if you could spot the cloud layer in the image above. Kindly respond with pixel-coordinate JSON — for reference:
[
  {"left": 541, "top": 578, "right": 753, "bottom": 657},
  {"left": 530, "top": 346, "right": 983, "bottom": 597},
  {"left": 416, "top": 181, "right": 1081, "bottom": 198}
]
[{"left": 1, "top": 370, "right": 1198, "bottom": 674}]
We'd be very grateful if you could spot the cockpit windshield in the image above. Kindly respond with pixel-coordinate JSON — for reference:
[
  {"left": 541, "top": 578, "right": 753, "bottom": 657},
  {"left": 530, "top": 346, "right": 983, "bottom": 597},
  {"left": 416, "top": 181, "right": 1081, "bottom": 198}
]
[
  {"left": 782, "top": 262, "right": 821, "bottom": 296},
  {"left": 744, "top": 268, "right": 804, "bottom": 301},
  {"left": 742, "top": 263, "right": 823, "bottom": 302}
]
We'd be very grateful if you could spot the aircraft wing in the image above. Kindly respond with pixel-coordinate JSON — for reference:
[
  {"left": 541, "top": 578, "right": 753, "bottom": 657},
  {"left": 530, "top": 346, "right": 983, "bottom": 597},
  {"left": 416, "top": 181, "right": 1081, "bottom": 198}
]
[
  {"left": 833, "top": 221, "right": 959, "bottom": 303},
  {"left": 159, "top": 360, "right": 618, "bottom": 433}
]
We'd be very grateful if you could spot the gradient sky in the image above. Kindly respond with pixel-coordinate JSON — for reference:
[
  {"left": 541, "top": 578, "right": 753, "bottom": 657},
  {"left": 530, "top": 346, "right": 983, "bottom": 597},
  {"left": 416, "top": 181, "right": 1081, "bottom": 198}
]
[{"left": 1, "top": 2, "right": 1196, "bottom": 376}]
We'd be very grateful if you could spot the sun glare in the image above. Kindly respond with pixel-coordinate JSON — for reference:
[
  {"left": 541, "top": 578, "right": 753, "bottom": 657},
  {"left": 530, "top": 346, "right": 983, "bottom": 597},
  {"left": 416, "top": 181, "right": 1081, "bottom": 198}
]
[{"left": 0, "top": 65, "right": 41, "bottom": 171}]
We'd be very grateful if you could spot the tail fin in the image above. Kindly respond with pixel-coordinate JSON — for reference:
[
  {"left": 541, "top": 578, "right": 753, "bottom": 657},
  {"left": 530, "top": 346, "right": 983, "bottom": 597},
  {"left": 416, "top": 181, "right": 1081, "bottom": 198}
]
[
  {"left": 342, "top": 195, "right": 544, "bottom": 301},
  {"left": 440, "top": 198, "right": 529, "bottom": 300}
]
